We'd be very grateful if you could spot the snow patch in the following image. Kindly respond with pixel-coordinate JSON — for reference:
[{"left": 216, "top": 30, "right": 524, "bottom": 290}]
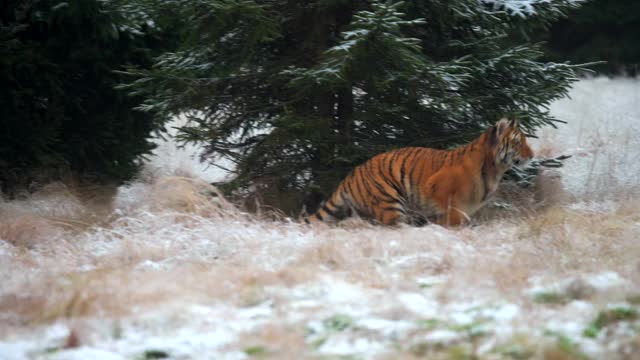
[{"left": 398, "top": 292, "right": 439, "bottom": 318}]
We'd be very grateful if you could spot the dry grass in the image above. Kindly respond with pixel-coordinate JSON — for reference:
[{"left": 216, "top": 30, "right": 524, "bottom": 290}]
[
  {"left": 1, "top": 169, "right": 639, "bottom": 357},
  {"left": 1, "top": 180, "right": 638, "bottom": 359},
  {"left": 1, "top": 78, "right": 640, "bottom": 359},
  {"left": 230, "top": 323, "right": 308, "bottom": 359}
]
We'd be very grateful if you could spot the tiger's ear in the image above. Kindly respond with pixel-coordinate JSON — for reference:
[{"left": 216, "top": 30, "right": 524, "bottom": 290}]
[
  {"left": 495, "top": 118, "right": 511, "bottom": 138},
  {"left": 489, "top": 118, "right": 508, "bottom": 145}
]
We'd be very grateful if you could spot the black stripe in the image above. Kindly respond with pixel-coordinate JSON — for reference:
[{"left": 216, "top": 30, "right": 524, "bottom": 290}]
[
  {"left": 354, "top": 166, "right": 371, "bottom": 199},
  {"left": 365, "top": 160, "right": 397, "bottom": 202},
  {"left": 382, "top": 150, "right": 408, "bottom": 203},
  {"left": 502, "top": 143, "right": 509, "bottom": 163},
  {"left": 361, "top": 169, "right": 382, "bottom": 215},
  {"left": 362, "top": 168, "right": 395, "bottom": 204},
  {"left": 321, "top": 203, "right": 339, "bottom": 217},
  {"left": 397, "top": 149, "right": 415, "bottom": 197},
  {"left": 358, "top": 162, "right": 379, "bottom": 204},
  {"left": 381, "top": 174, "right": 403, "bottom": 197},
  {"left": 351, "top": 168, "right": 370, "bottom": 211},
  {"left": 358, "top": 177, "right": 385, "bottom": 205},
  {"left": 339, "top": 187, "right": 354, "bottom": 209},
  {"left": 369, "top": 177, "right": 397, "bottom": 202},
  {"left": 415, "top": 149, "right": 430, "bottom": 188},
  {"left": 382, "top": 205, "right": 406, "bottom": 214},
  {"left": 391, "top": 151, "right": 406, "bottom": 190},
  {"left": 315, "top": 211, "right": 324, "bottom": 221},
  {"left": 399, "top": 149, "right": 411, "bottom": 187},
  {"left": 381, "top": 153, "right": 400, "bottom": 193},
  {"left": 325, "top": 198, "right": 338, "bottom": 211},
  {"left": 403, "top": 148, "right": 421, "bottom": 201},
  {"left": 344, "top": 175, "right": 360, "bottom": 204},
  {"left": 404, "top": 148, "right": 421, "bottom": 179},
  {"left": 408, "top": 148, "right": 423, "bottom": 184},
  {"left": 385, "top": 151, "right": 398, "bottom": 189},
  {"left": 407, "top": 149, "right": 422, "bottom": 205}
]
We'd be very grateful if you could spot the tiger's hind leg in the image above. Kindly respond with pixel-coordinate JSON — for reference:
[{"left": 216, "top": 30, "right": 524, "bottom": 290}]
[{"left": 373, "top": 201, "right": 408, "bottom": 226}]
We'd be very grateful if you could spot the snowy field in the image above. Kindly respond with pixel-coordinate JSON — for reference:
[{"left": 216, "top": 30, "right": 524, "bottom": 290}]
[{"left": 1, "top": 77, "right": 639, "bottom": 359}]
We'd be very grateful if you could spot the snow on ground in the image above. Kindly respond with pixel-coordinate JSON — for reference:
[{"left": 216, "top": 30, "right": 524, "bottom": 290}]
[{"left": 1, "top": 77, "right": 640, "bottom": 359}]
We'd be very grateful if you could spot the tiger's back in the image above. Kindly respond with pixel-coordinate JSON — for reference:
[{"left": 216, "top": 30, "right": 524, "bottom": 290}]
[{"left": 305, "top": 118, "right": 534, "bottom": 226}]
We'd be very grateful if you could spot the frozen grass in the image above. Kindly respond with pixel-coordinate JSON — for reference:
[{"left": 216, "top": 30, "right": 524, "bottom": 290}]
[{"left": 1, "top": 77, "right": 640, "bottom": 359}]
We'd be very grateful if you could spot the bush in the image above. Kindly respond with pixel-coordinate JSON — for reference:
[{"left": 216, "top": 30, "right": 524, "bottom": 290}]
[{"left": 0, "top": 0, "right": 167, "bottom": 194}]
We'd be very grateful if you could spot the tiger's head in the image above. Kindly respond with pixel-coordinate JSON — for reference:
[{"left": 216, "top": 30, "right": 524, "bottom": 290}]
[{"left": 491, "top": 118, "right": 534, "bottom": 169}]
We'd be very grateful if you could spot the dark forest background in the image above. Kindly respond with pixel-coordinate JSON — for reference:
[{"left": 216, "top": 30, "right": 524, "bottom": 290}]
[
  {"left": 540, "top": 0, "right": 640, "bottom": 75},
  {"left": 1, "top": 0, "right": 638, "bottom": 212}
]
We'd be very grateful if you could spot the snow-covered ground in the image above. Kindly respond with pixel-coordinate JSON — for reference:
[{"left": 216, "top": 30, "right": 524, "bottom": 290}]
[{"left": 1, "top": 77, "right": 639, "bottom": 359}]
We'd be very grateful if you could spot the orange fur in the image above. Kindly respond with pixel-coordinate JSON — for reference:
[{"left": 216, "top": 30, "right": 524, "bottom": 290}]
[{"left": 305, "top": 118, "right": 534, "bottom": 226}]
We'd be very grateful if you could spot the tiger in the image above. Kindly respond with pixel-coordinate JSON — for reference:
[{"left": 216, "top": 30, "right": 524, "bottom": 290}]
[{"left": 304, "top": 118, "right": 534, "bottom": 226}]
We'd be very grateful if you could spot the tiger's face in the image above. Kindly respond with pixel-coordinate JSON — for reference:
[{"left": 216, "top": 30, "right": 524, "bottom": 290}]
[{"left": 493, "top": 118, "right": 534, "bottom": 169}]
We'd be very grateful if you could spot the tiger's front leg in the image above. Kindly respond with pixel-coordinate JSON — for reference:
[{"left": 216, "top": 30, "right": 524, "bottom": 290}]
[
  {"left": 435, "top": 203, "right": 464, "bottom": 226},
  {"left": 419, "top": 170, "right": 470, "bottom": 227}
]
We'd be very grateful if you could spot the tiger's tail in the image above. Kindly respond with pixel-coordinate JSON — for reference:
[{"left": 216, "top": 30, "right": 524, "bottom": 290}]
[{"left": 302, "top": 186, "right": 351, "bottom": 224}]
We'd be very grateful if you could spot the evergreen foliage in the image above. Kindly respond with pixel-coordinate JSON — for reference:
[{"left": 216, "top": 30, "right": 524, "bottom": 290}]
[
  {"left": 121, "top": 0, "right": 586, "bottom": 213},
  {"left": 0, "top": 0, "right": 167, "bottom": 193}
]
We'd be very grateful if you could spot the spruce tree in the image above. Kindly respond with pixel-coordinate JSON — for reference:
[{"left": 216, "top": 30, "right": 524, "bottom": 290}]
[
  {"left": 120, "top": 0, "right": 586, "bottom": 213},
  {"left": 0, "top": 0, "right": 170, "bottom": 193}
]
